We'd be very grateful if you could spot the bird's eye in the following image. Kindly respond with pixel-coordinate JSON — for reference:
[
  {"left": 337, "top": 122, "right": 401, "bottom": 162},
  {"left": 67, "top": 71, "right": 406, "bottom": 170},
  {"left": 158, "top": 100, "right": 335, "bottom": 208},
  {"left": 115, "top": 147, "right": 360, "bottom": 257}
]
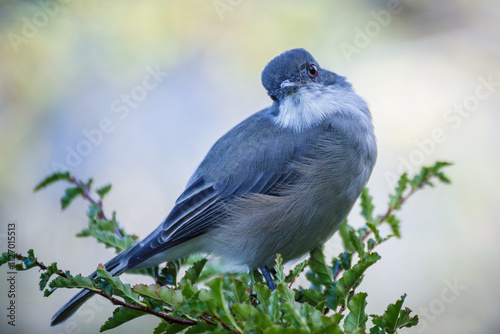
[
  {"left": 269, "top": 94, "right": 278, "bottom": 102},
  {"left": 308, "top": 64, "right": 318, "bottom": 77}
]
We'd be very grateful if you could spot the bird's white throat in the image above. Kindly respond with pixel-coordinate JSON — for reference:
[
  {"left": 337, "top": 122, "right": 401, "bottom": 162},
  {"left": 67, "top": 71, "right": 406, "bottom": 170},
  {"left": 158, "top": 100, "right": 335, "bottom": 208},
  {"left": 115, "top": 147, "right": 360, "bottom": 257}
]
[{"left": 275, "top": 84, "right": 368, "bottom": 132}]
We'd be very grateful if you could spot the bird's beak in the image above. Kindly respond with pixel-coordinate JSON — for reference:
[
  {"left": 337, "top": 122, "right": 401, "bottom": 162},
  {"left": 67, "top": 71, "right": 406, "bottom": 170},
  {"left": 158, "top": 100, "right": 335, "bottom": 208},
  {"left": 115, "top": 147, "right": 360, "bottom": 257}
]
[{"left": 280, "top": 79, "right": 300, "bottom": 96}]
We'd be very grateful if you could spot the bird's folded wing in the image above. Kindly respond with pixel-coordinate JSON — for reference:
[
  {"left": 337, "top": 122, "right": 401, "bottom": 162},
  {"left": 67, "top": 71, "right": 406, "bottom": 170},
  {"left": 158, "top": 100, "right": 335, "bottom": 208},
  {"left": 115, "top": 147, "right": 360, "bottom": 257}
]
[
  {"left": 126, "top": 168, "right": 293, "bottom": 268},
  {"left": 127, "top": 111, "right": 317, "bottom": 268}
]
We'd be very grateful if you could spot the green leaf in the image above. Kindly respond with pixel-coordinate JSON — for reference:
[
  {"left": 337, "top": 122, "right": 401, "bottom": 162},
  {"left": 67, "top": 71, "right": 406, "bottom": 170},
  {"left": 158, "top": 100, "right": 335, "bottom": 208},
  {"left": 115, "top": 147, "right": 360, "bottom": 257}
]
[
  {"left": 348, "top": 231, "right": 365, "bottom": 258},
  {"left": 232, "top": 302, "right": 259, "bottom": 319},
  {"left": 384, "top": 214, "right": 401, "bottom": 238},
  {"left": 253, "top": 283, "right": 274, "bottom": 317},
  {"left": 366, "top": 223, "right": 382, "bottom": 242},
  {"left": 87, "top": 229, "right": 136, "bottom": 253},
  {"left": 185, "top": 321, "right": 214, "bottom": 333},
  {"left": 312, "top": 321, "right": 343, "bottom": 334},
  {"left": 206, "top": 278, "right": 242, "bottom": 332},
  {"left": 154, "top": 322, "right": 191, "bottom": 334},
  {"left": 300, "top": 302, "right": 334, "bottom": 332},
  {"left": 264, "top": 326, "right": 308, "bottom": 334},
  {"left": 370, "top": 294, "right": 419, "bottom": 333},
  {"left": 0, "top": 252, "right": 11, "bottom": 267},
  {"left": 39, "top": 262, "right": 60, "bottom": 291},
  {"left": 158, "top": 259, "right": 183, "bottom": 286},
  {"left": 274, "top": 254, "right": 286, "bottom": 284},
  {"left": 196, "top": 262, "right": 227, "bottom": 283},
  {"left": 92, "top": 219, "right": 117, "bottom": 232},
  {"left": 61, "top": 186, "right": 84, "bottom": 210},
  {"left": 49, "top": 274, "right": 98, "bottom": 291},
  {"left": 307, "top": 246, "right": 333, "bottom": 286},
  {"left": 285, "top": 258, "right": 308, "bottom": 283},
  {"left": 153, "top": 322, "right": 168, "bottom": 334},
  {"left": 97, "top": 265, "right": 145, "bottom": 306},
  {"left": 389, "top": 174, "right": 408, "bottom": 209},
  {"left": 96, "top": 184, "right": 112, "bottom": 199},
  {"left": 181, "top": 281, "right": 199, "bottom": 300},
  {"left": 87, "top": 203, "right": 100, "bottom": 218},
  {"left": 276, "top": 282, "right": 295, "bottom": 305},
  {"left": 232, "top": 302, "right": 275, "bottom": 332},
  {"left": 76, "top": 229, "right": 91, "bottom": 237},
  {"left": 44, "top": 288, "right": 56, "bottom": 297},
  {"left": 367, "top": 239, "right": 377, "bottom": 251},
  {"left": 227, "top": 279, "right": 250, "bottom": 304},
  {"left": 249, "top": 268, "right": 264, "bottom": 285},
  {"left": 360, "top": 188, "right": 374, "bottom": 224},
  {"left": 132, "top": 284, "right": 183, "bottom": 307},
  {"left": 281, "top": 301, "right": 307, "bottom": 328},
  {"left": 300, "top": 289, "right": 324, "bottom": 306},
  {"left": 181, "top": 258, "right": 208, "bottom": 285},
  {"left": 34, "top": 171, "right": 71, "bottom": 191},
  {"left": 338, "top": 252, "right": 353, "bottom": 271},
  {"left": 336, "top": 253, "right": 381, "bottom": 302},
  {"left": 100, "top": 307, "right": 146, "bottom": 332},
  {"left": 410, "top": 161, "right": 453, "bottom": 189},
  {"left": 324, "top": 283, "right": 338, "bottom": 310},
  {"left": 339, "top": 221, "right": 356, "bottom": 252},
  {"left": 344, "top": 292, "right": 368, "bottom": 334},
  {"left": 14, "top": 249, "right": 38, "bottom": 271}
]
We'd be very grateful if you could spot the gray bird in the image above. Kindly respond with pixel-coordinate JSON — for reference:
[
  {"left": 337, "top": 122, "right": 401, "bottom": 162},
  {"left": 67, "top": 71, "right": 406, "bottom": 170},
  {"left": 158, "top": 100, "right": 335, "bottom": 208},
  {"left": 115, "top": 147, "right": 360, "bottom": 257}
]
[{"left": 51, "top": 48, "right": 377, "bottom": 326}]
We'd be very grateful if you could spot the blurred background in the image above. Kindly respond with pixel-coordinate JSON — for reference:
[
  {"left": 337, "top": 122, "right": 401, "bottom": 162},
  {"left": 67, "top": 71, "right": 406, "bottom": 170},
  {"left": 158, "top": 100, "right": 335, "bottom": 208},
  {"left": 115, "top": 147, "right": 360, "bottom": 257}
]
[{"left": 0, "top": 0, "right": 499, "bottom": 333}]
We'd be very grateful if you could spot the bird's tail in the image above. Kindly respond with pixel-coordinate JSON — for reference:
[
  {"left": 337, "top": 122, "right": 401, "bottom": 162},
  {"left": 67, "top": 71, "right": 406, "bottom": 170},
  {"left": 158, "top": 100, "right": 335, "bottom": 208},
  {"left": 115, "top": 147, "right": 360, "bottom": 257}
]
[{"left": 50, "top": 247, "right": 133, "bottom": 326}]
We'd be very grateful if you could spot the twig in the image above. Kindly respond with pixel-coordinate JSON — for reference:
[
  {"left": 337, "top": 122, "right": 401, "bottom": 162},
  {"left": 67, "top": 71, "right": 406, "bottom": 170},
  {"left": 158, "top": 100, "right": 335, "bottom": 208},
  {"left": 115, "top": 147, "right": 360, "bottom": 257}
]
[
  {"left": 337, "top": 290, "right": 355, "bottom": 315},
  {"left": 68, "top": 177, "right": 123, "bottom": 239},
  {"left": 199, "top": 315, "right": 217, "bottom": 327},
  {"left": 360, "top": 175, "right": 431, "bottom": 244},
  {"left": 202, "top": 313, "right": 241, "bottom": 334},
  {"left": 13, "top": 252, "right": 224, "bottom": 328},
  {"left": 93, "top": 290, "right": 197, "bottom": 326},
  {"left": 15, "top": 253, "right": 68, "bottom": 278},
  {"left": 333, "top": 174, "right": 434, "bottom": 281}
]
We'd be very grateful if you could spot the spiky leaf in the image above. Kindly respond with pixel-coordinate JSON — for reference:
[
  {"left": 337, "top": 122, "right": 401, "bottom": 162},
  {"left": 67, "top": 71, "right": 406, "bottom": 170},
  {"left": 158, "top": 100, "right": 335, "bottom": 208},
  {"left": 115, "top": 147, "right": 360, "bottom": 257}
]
[
  {"left": 344, "top": 292, "right": 368, "bottom": 334},
  {"left": 34, "top": 172, "right": 71, "bottom": 191},
  {"left": 100, "top": 307, "right": 146, "bottom": 332}
]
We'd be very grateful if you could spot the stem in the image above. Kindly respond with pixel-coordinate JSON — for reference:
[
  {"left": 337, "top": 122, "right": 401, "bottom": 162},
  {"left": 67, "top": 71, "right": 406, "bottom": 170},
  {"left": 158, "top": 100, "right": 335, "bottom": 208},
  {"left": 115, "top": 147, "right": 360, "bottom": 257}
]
[
  {"left": 199, "top": 315, "right": 219, "bottom": 327},
  {"left": 15, "top": 253, "right": 68, "bottom": 278},
  {"left": 202, "top": 314, "right": 241, "bottom": 334},
  {"left": 14, "top": 252, "right": 222, "bottom": 328},
  {"left": 360, "top": 177, "right": 429, "bottom": 244},
  {"left": 68, "top": 177, "right": 123, "bottom": 239},
  {"left": 94, "top": 289, "right": 197, "bottom": 326},
  {"left": 333, "top": 175, "right": 433, "bottom": 281}
]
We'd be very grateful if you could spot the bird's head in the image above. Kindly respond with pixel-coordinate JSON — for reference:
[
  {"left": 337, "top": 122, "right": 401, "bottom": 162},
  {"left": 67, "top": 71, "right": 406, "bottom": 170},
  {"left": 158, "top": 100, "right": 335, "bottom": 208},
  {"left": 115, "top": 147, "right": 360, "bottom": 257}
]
[
  {"left": 261, "top": 48, "right": 349, "bottom": 104},
  {"left": 261, "top": 49, "right": 362, "bottom": 132}
]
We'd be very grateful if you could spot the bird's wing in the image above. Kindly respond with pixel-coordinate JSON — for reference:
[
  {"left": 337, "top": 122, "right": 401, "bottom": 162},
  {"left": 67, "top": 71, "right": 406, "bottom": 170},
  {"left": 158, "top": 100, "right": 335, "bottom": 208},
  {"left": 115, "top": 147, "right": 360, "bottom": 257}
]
[
  {"left": 51, "top": 109, "right": 320, "bottom": 326},
  {"left": 126, "top": 109, "right": 315, "bottom": 268}
]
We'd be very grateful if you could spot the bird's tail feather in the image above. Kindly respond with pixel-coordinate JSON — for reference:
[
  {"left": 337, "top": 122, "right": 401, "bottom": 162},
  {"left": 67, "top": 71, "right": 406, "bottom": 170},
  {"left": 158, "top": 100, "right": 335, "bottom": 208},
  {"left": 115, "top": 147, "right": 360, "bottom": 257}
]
[
  {"left": 50, "top": 287, "right": 94, "bottom": 326},
  {"left": 50, "top": 247, "right": 133, "bottom": 326}
]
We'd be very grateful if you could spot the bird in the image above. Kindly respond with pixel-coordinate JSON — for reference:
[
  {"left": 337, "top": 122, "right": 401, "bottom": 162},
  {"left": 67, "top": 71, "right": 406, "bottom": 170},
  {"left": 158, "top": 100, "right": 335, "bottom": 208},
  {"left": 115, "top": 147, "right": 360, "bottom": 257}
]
[{"left": 51, "top": 48, "right": 377, "bottom": 326}]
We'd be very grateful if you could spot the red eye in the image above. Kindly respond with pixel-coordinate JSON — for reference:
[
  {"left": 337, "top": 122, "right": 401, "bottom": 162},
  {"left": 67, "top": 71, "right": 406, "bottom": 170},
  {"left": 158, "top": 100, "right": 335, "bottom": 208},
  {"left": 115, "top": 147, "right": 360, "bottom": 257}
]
[
  {"left": 269, "top": 94, "right": 278, "bottom": 102},
  {"left": 308, "top": 64, "right": 318, "bottom": 77}
]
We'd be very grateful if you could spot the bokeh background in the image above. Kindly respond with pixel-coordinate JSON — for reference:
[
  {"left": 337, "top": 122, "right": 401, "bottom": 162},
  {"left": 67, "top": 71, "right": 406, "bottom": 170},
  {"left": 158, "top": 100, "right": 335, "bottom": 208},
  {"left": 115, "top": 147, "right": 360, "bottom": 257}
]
[{"left": 1, "top": 0, "right": 499, "bottom": 333}]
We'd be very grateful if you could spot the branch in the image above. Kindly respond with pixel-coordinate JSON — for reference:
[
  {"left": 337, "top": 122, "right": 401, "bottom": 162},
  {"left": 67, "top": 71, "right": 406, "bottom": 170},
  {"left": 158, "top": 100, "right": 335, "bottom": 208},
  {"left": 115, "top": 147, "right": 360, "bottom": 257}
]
[
  {"left": 201, "top": 314, "right": 241, "bottom": 334},
  {"left": 14, "top": 253, "right": 68, "bottom": 278},
  {"left": 25, "top": 251, "right": 235, "bottom": 330},
  {"left": 93, "top": 289, "right": 197, "bottom": 326},
  {"left": 333, "top": 172, "right": 438, "bottom": 281},
  {"left": 67, "top": 177, "right": 123, "bottom": 239},
  {"left": 360, "top": 172, "right": 432, "bottom": 244}
]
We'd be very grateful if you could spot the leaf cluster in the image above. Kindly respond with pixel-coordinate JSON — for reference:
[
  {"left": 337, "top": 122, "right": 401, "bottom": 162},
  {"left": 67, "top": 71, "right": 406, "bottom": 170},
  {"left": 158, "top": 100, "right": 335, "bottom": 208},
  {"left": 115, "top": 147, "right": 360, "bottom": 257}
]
[{"left": 0, "top": 162, "right": 452, "bottom": 333}]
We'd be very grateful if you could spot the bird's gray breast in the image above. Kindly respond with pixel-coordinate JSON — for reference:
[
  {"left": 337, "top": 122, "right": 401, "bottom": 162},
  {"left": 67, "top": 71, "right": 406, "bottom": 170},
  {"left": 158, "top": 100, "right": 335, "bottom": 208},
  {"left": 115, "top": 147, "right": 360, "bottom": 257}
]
[{"left": 205, "top": 112, "right": 377, "bottom": 269}]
